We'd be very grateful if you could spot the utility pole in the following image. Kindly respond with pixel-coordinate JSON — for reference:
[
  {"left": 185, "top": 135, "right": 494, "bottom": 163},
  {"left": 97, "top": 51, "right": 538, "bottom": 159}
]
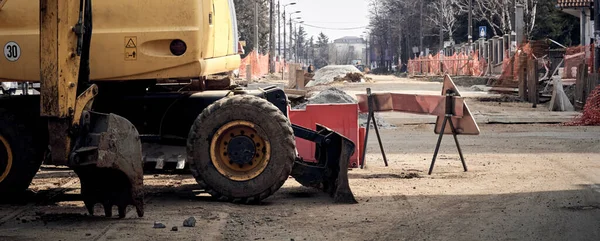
[
  {"left": 283, "top": 11, "right": 286, "bottom": 61},
  {"left": 290, "top": 20, "right": 293, "bottom": 62},
  {"left": 468, "top": 0, "right": 473, "bottom": 47},
  {"left": 468, "top": 0, "right": 473, "bottom": 54},
  {"left": 595, "top": 0, "right": 600, "bottom": 73},
  {"left": 269, "top": 0, "right": 275, "bottom": 73},
  {"left": 439, "top": 27, "right": 443, "bottom": 54},
  {"left": 277, "top": 1, "right": 281, "bottom": 58},
  {"left": 419, "top": 1, "right": 423, "bottom": 56},
  {"left": 296, "top": 24, "right": 299, "bottom": 63},
  {"left": 254, "top": 1, "right": 259, "bottom": 52}
]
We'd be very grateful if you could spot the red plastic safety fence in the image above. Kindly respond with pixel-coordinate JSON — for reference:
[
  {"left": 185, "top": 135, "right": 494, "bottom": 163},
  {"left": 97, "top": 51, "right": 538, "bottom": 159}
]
[
  {"left": 238, "top": 50, "right": 289, "bottom": 79},
  {"left": 408, "top": 51, "right": 486, "bottom": 77}
]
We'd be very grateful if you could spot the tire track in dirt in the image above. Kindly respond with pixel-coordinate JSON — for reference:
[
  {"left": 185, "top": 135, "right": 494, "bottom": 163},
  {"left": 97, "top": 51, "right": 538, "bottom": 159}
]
[{"left": 0, "top": 177, "right": 79, "bottom": 226}]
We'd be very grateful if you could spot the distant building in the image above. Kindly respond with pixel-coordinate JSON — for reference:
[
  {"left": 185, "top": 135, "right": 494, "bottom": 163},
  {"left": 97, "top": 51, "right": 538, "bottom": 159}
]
[
  {"left": 557, "top": 0, "right": 593, "bottom": 45},
  {"left": 329, "top": 36, "right": 366, "bottom": 65}
]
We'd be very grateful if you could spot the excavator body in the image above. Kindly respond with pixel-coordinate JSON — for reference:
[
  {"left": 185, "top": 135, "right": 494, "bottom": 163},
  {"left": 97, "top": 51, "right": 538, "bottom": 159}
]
[{"left": 0, "top": 0, "right": 356, "bottom": 218}]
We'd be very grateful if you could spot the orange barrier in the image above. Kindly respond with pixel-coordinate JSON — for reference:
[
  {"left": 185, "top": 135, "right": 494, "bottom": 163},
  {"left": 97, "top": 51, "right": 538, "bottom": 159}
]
[
  {"left": 563, "top": 44, "right": 593, "bottom": 79},
  {"left": 496, "top": 42, "right": 594, "bottom": 88},
  {"left": 408, "top": 51, "right": 486, "bottom": 76},
  {"left": 289, "top": 104, "right": 365, "bottom": 169},
  {"left": 238, "top": 50, "right": 289, "bottom": 79}
]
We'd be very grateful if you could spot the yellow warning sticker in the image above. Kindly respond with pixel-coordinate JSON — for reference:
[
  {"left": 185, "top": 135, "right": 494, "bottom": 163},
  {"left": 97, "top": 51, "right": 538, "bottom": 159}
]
[
  {"left": 125, "top": 37, "right": 137, "bottom": 48},
  {"left": 125, "top": 48, "right": 137, "bottom": 61},
  {"left": 124, "top": 36, "right": 137, "bottom": 61}
]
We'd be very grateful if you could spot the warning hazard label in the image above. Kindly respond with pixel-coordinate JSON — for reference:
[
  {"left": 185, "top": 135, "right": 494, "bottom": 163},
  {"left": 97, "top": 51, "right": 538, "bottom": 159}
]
[
  {"left": 124, "top": 36, "right": 137, "bottom": 61},
  {"left": 125, "top": 37, "right": 137, "bottom": 48}
]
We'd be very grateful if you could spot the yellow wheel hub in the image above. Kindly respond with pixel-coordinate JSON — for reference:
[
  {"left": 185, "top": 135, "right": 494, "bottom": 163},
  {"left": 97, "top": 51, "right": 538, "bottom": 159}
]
[
  {"left": 210, "top": 121, "right": 271, "bottom": 181},
  {"left": 0, "top": 135, "right": 13, "bottom": 183}
]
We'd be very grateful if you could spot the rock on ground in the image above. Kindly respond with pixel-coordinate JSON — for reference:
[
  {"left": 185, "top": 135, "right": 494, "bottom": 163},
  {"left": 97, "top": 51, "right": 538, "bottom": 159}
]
[
  {"left": 183, "top": 217, "right": 197, "bottom": 227},
  {"left": 153, "top": 222, "right": 166, "bottom": 229}
]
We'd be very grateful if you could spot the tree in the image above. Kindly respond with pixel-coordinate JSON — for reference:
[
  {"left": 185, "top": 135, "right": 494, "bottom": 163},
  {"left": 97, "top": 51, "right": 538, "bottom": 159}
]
[
  {"left": 530, "top": 0, "right": 579, "bottom": 45},
  {"left": 306, "top": 36, "right": 315, "bottom": 63},
  {"left": 428, "top": 0, "right": 462, "bottom": 43},
  {"left": 291, "top": 26, "right": 307, "bottom": 61},
  {"left": 456, "top": 0, "right": 538, "bottom": 37},
  {"left": 234, "top": 0, "right": 270, "bottom": 55},
  {"left": 314, "top": 32, "right": 330, "bottom": 68}
]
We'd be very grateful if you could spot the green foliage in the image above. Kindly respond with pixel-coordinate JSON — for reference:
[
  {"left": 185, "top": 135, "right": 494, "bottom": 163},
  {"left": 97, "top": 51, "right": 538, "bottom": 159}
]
[
  {"left": 530, "top": 1, "right": 580, "bottom": 46},
  {"left": 234, "top": 0, "right": 270, "bottom": 56},
  {"left": 314, "top": 32, "right": 330, "bottom": 68}
]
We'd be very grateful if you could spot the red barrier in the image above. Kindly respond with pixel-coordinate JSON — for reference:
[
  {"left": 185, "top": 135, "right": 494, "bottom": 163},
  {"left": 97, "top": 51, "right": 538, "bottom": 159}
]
[
  {"left": 238, "top": 50, "right": 288, "bottom": 79},
  {"left": 289, "top": 104, "right": 364, "bottom": 169},
  {"left": 408, "top": 51, "right": 486, "bottom": 77}
]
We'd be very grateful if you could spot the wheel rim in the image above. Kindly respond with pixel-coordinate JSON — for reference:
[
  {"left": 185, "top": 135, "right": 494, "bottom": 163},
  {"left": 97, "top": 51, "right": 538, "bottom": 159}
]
[
  {"left": 210, "top": 121, "right": 271, "bottom": 181},
  {"left": 0, "top": 135, "right": 13, "bottom": 183}
]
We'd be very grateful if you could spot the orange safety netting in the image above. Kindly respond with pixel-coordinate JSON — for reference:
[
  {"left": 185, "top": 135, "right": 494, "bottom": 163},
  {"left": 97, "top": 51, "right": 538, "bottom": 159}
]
[
  {"left": 407, "top": 51, "right": 486, "bottom": 77},
  {"left": 495, "top": 42, "right": 594, "bottom": 88},
  {"left": 566, "top": 85, "right": 600, "bottom": 126},
  {"left": 238, "top": 50, "right": 289, "bottom": 79},
  {"left": 563, "top": 45, "right": 593, "bottom": 79}
]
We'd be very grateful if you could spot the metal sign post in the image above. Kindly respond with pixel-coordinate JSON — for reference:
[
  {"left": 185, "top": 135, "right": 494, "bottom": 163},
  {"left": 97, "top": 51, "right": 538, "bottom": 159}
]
[{"left": 428, "top": 89, "right": 468, "bottom": 175}]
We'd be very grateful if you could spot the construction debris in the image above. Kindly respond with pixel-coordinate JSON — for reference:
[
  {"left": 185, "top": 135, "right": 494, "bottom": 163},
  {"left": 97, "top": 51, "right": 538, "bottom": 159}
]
[
  {"left": 306, "top": 65, "right": 365, "bottom": 87},
  {"left": 334, "top": 72, "right": 372, "bottom": 83},
  {"left": 549, "top": 78, "right": 574, "bottom": 112},
  {"left": 292, "top": 87, "right": 394, "bottom": 128}
]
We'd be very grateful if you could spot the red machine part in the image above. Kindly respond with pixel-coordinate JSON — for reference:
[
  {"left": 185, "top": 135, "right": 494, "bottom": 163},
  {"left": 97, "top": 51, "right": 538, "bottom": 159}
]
[{"left": 289, "top": 104, "right": 365, "bottom": 169}]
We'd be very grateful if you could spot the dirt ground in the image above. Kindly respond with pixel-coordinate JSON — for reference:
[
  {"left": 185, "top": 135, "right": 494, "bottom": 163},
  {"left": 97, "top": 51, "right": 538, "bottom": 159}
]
[{"left": 1, "top": 75, "right": 599, "bottom": 241}]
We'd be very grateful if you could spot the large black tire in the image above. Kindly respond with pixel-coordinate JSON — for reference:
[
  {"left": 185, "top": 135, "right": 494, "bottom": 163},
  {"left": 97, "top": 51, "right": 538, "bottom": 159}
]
[
  {"left": 187, "top": 95, "right": 295, "bottom": 203},
  {"left": 0, "top": 109, "right": 46, "bottom": 197}
]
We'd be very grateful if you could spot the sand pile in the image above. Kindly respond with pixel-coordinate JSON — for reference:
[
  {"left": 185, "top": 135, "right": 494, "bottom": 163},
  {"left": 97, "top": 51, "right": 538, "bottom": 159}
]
[{"left": 306, "top": 65, "right": 364, "bottom": 87}]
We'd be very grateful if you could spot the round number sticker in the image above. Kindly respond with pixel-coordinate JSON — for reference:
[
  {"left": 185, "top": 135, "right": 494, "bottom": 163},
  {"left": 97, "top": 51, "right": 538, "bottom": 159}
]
[{"left": 4, "top": 41, "right": 21, "bottom": 62}]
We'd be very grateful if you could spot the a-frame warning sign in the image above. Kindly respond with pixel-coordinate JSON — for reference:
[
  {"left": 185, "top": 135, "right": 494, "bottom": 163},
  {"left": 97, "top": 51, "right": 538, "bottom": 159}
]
[{"left": 124, "top": 36, "right": 137, "bottom": 61}]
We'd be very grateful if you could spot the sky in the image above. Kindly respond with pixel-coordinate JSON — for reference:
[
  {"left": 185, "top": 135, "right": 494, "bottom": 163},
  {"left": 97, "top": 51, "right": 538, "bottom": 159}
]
[{"left": 278, "top": 0, "right": 370, "bottom": 42}]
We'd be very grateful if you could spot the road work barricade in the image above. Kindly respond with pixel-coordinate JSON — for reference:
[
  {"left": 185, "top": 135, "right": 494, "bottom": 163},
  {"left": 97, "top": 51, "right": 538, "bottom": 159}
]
[{"left": 356, "top": 75, "right": 480, "bottom": 174}]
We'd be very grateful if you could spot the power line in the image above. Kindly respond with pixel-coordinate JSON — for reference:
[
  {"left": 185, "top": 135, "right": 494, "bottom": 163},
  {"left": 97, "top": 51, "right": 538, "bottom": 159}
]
[{"left": 299, "top": 22, "right": 368, "bottom": 31}]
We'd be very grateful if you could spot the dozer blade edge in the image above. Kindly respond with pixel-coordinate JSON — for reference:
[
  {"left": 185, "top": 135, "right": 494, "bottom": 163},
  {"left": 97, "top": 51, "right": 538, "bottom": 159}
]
[{"left": 291, "top": 124, "right": 358, "bottom": 204}]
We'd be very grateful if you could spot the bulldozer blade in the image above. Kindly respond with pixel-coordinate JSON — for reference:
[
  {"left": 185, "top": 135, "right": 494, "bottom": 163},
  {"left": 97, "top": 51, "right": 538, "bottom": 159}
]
[
  {"left": 70, "top": 111, "right": 144, "bottom": 218},
  {"left": 291, "top": 124, "right": 358, "bottom": 204}
]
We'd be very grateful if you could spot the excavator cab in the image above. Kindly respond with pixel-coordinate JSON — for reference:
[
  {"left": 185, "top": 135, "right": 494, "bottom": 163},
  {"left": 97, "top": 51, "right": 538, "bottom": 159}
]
[{"left": 0, "top": 0, "right": 356, "bottom": 218}]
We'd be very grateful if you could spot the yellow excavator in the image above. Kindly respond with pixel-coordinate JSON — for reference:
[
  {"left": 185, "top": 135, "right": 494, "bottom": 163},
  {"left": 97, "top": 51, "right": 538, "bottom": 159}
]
[{"left": 0, "top": 0, "right": 356, "bottom": 218}]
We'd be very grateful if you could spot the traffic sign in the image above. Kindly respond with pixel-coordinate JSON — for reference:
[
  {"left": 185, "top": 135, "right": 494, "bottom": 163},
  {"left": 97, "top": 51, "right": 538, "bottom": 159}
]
[{"left": 479, "top": 26, "right": 487, "bottom": 38}]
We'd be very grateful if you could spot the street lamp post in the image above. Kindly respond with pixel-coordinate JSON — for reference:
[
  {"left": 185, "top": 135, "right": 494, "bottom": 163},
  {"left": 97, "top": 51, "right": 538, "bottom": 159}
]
[
  {"left": 289, "top": 12, "right": 300, "bottom": 62},
  {"left": 363, "top": 31, "right": 369, "bottom": 67},
  {"left": 282, "top": 3, "right": 297, "bottom": 61},
  {"left": 294, "top": 20, "right": 304, "bottom": 64}
]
